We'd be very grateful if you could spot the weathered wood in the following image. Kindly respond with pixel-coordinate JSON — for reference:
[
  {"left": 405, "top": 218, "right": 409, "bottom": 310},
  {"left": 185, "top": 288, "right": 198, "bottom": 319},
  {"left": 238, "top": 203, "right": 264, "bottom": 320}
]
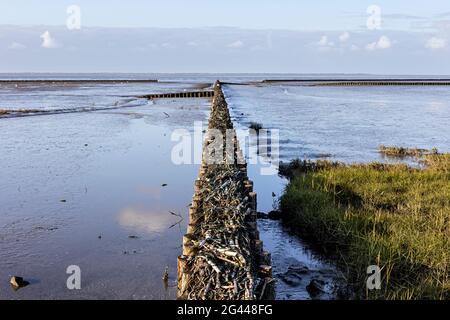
[
  {"left": 259, "top": 251, "right": 272, "bottom": 266},
  {"left": 258, "top": 265, "right": 273, "bottom": 278},
  {"left": 141, "top": 90, "right": 214, "bottom": 100},
  {"left": 177, "top": 81, "right": 272, "bottom": 300}
]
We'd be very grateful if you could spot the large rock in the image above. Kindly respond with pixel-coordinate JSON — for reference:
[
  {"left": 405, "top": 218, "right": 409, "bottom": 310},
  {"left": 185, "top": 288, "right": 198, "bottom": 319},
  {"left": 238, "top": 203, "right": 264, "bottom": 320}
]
[{"left": 306, "top": 279, "right": 325, "bottom": 297}]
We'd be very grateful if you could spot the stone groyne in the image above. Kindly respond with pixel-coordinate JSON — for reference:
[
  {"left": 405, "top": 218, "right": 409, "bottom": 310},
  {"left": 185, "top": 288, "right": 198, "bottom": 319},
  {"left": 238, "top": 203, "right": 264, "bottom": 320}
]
[{"left": 177, "top": 81, "right": 274, "bottom": 300}]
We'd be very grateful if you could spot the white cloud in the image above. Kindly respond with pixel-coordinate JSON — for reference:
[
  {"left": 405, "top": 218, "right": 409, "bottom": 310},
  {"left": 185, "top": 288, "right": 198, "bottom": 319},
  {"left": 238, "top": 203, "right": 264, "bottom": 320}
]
[
  {"left": 228, "top": 40, "right": 244, "bottom": 48},
  {"left": 317, "top": 35, "right": 335, "bottom": 51},
  {"left": 377, "top": 36, "right": 392, "bottom": 49},
  {"left": 8, "top": 42, "right": 26, "bottom": 50},
  {"left": 118, "top": 207, "right": 177, "bottom": 234},
  {"left": 318, "top": 35, "right": 328, "bottom": 46},
  {"left": 339, "top": 32, "right": 350, "bottom": 42},
  {"left": 425, "top": 37, "right": 446, "bottom": 49},
  {"left": 2, "top": 25, "right": 450, "bottom": 74},
  {"left": 40, "top": 31, "right": 59, "bottom": 48},
  {"left": 366, "top": 35, "right": 392, "bottom": 51}
]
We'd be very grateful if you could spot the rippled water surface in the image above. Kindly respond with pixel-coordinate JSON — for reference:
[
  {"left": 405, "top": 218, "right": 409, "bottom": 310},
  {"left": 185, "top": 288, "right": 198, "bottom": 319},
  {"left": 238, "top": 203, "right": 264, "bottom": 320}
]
[
  {"left": 224, "top": 84, "right": 450, "bottom": 162},
  {"left": 0, "top": 81, "right": 210, "bottom": 299}
]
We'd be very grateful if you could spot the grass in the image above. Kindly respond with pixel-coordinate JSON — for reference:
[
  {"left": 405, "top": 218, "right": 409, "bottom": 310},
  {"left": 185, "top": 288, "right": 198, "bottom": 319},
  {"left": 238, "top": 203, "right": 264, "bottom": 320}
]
[
  {"left": 378, "top": 145, "right": 439, "bottom": 158},
  {"left": 278, "top": 158, "right": 342, "bottom": 179},
  {"left": 279, "top": 154, "right": 450, "bottom": 300},
  {"left": 421, "top": 153, "right": 450, "bottom": 171}
]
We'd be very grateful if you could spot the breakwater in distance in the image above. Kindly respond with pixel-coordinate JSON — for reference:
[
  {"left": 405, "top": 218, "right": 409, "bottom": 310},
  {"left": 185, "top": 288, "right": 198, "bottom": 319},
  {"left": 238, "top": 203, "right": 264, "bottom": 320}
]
[
  {"left": 260, "top": 79, "right": 450, "bottom": 86},
  {"left": 177, "top": 81, "right": 274, "bottom": 300},
  {"left": 141, "top": 91, "right": 214, "bottom": 99}
]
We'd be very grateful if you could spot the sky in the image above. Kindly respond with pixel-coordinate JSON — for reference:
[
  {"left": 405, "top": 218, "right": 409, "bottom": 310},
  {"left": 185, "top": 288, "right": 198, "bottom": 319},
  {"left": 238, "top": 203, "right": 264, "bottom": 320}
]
[{"left": 1, "top": 0, "right": 450, "bottom": 74}]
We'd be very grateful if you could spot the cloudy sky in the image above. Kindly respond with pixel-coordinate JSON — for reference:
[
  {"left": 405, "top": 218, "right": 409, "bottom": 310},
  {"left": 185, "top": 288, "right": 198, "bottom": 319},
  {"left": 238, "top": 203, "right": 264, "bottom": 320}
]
[{"left": 1, "top": 0, "right": 450, "bottom": 74}]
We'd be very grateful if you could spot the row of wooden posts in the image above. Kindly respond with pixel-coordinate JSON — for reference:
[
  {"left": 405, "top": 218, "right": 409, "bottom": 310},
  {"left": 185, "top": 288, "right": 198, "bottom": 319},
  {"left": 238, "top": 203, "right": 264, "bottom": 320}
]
[
  {"left": 177, "top": 81, "right": 273, "bottom": 300},
  {"left": 142, "top": 91, "right": 214, "bottom": 99},
  {"left": 312, "top": 81, "right": 450, "bottom": 86}
]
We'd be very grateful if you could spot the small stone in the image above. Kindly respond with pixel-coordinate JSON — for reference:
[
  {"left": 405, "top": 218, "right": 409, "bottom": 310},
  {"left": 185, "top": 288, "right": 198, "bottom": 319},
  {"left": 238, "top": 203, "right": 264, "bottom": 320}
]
[
  {"left": 98, "top": 235, "right": 102, "bottom": 239},
  {"left": 10, "top": 276, "right": 29, "bottom": 289},
  {"left": 161, "top": 184, "right": 168, "bottom": 187},
  {"left": 60, "top": 199, "right": 66, "bottom": 203},
  {"left": 306, "top": 279, "right": 325, "bottom": 297},
  {"left": 128, "top": 235, "right": 138, "bottom": 239}
]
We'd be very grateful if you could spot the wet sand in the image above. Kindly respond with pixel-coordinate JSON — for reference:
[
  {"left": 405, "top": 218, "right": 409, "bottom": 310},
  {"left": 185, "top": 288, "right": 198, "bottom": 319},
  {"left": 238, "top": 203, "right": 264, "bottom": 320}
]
[{"left": 0, "top": 97, "right": 210, "bottom": 299}]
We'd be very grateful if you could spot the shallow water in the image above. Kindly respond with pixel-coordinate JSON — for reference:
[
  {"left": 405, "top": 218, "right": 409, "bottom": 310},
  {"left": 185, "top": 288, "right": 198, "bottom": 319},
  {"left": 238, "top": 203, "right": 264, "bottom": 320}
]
[
  {"left": 224, "top": 84, "right": 450, "bottom": 162},
  {"left": 242, "top": 130, "right": 343, "bottom": 300},
  {"left": 0, "top": 81, "right": 207, "bottom": 112},
  {"left": 0, "top": 88, "right": 210, "bottom": 299},
  {"left": 224, "top": 82, "right": 450, "bottom": 299}
]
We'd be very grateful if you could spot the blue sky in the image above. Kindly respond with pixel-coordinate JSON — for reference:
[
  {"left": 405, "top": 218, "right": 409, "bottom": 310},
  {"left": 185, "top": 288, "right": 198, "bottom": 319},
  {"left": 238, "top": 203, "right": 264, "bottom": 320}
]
[
  {"left": 1, "top": 0, "right": 449, "bottom": 29},
  {"left": 1, "top": 1, "right": 450, "bottom": 74}
]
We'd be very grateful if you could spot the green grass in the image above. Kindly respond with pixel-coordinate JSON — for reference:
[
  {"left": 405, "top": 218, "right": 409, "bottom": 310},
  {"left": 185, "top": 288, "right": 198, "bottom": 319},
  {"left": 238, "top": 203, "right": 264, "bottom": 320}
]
[{"left": 280, "top": 155, "right": 450, "bottom": 300}]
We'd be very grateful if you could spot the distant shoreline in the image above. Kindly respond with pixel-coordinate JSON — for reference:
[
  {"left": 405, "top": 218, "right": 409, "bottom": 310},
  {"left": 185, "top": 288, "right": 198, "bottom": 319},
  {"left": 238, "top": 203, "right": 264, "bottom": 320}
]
[
  {"left": 0, "top": 79, "right": 158, "bottom": 84},
  {"left": 3, "top": 78, "right": 450, "bottom": 86}
]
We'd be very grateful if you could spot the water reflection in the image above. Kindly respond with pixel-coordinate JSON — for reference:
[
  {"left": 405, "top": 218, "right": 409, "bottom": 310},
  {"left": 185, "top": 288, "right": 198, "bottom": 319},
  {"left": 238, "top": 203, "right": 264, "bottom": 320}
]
[
  {"left": 0, "top": 84, "right": 209, "bottom": 299},
  {"left": 117, "top": 207, "right": 180, "bottom": 235}
]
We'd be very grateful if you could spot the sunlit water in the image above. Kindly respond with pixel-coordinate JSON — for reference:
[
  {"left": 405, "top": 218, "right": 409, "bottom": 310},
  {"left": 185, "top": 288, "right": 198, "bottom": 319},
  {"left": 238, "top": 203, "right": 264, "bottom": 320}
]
[
  {"left": 1, "top": 75, "right": 449, "bottom": 300},
  {"left": 0, "top": 81, "right": 211, "bottom": 299},
  {"left": 224, "top": 84, "right": 450, "bottom": 162}
]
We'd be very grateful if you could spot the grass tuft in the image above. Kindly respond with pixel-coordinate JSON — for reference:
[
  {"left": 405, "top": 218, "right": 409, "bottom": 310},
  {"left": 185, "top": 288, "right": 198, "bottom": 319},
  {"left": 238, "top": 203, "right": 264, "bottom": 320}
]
[{"left": 378, "top": 145, "right": 439, "bottom": 158}]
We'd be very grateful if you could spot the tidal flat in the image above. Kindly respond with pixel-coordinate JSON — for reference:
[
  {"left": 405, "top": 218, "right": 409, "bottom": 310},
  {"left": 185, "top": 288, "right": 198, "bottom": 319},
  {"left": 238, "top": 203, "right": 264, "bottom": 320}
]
[
  {"left": 0, "top": 80, "right": 211, "bottom": 299},
  {"left": 1, "top": 74, "right": 450, "bottom": 300}
]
